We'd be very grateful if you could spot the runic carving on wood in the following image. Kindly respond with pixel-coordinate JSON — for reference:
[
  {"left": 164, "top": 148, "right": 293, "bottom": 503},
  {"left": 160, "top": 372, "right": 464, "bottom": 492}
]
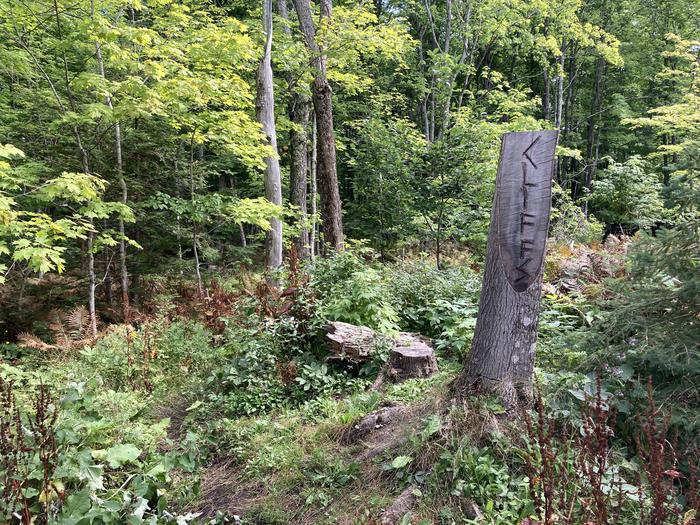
[{"left": 497, "top": 130, "right": 558, "bottom": 292}]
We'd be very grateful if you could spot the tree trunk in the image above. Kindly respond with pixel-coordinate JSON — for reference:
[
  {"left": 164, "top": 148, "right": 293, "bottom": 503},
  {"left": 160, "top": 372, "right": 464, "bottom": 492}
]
[
  {"left": 238, "top": 223, "right": 247, "bottom": 247},
  {"left": 87, "top": 229, "right": 97, "bottom": 337},
  {"left": 581, "top": 55, "right": 606, "bottom": 214},
  {"left": 103, "top": 247, "right": 112, "bottom": 306},
  {"left": 310, "top": 114, "right": 318, "bottom": 259},
  {"left": 561, "top": 41, "right": 577, "bottom": 185},
  {"left": 542, "top": 67, "right": 551, "bottom": 122},
  {"left": 277, "top": 0, "right": 310, "bottom": 259},
  {"left": 257, "top": 0, "right": 283, "bottom": 270},
  {"left": 455, "top": 131, "right": 558, "bottom": 409},
  {"left": 94, "top": 33, "right": 130, "bottom": 323},
  {"left": 554, "top": 52, "right": 565, "bottom": 131},
  {"left": 192, "top": 227, "right": 204, "bottom": 295},
  {"left": 292, "top": 0, "right": 344, "bottom": 251}
]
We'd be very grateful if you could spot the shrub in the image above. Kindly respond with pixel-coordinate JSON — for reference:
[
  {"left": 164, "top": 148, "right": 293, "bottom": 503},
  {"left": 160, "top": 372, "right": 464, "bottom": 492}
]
[
  {"left": 79, "top": 319, "right": 215, "bottom": 393},
  {"left": 387, "top": 261, "right": 480, "bottom": 354},
  {"left": 311, "top": 249, "right": 400, "bottom": 333},
  {"left": 202, "top": 323, "right": 364, "bottom": 418},
  {"left": 0, "top": 375, "right": 199, "bottom": 524},
  {"left": 589, "top": 156, "right": 667, "bottom": 232},
  {"left": 550, "top": 182, "right": 604, "bottom": 243}
]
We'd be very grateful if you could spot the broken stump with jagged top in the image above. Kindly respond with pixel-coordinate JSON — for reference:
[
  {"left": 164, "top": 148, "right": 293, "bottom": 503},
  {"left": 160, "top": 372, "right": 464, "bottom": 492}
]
[{"left": 323, "top": 321, "right": 437, "bottom": 381}]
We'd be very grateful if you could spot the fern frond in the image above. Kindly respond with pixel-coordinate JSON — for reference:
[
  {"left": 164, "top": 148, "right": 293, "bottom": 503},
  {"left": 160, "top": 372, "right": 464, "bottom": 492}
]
[
  {"left": 17, "top": 333, "right": 57, "bottom": 351},
  {"left": 66, "top": 305, "right": 90, "bottom": 337}
]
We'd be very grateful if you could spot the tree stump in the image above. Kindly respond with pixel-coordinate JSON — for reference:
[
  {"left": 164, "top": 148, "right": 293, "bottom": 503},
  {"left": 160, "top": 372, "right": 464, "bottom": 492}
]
[
  {"left": 324, "top": 321, "right": 378, "bottom": 362},
  {"left": 324, "top": 322, "right": 437, "bottom": 381},
  {"left": 388, "top": 333, "right": 438, "bottom": 381}
]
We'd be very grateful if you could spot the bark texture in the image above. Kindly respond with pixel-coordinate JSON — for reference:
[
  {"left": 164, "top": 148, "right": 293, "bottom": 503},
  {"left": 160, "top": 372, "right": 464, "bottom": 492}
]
[
  {"left": 456, "top": 131, "right": 558, "bottom": 409},
  {"left": 324, "top": 321, "right": 378, "bottom": 362},
  {"left": 292, "top": 0, "right": 344, "bottom": 251},
  {"left": 277, "top": 0, "right": 310, "bottom": 258},
  {"left": 256, "top": 0, "right": 283, "bottom": 270},
  {"left": 380, "top": 487, "right": 417, "bottom": 525},
  {"left": 339, "top": 405, "right": 405, "bottom": 445}
]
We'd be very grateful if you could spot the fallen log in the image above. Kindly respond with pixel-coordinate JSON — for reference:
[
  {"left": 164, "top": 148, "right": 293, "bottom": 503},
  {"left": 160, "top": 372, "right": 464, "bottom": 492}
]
[
  {"left": 339, "top": 405, "right": 405, "bottom": 445},
  {"left": 379, "top": 486, "right": 417, "bottom": 525}
]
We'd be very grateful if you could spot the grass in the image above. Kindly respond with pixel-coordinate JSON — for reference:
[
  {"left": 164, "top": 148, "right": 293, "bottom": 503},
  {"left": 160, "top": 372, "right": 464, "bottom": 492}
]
[{"left": 186, "top": 360, "right": 462, "bottom": 524}]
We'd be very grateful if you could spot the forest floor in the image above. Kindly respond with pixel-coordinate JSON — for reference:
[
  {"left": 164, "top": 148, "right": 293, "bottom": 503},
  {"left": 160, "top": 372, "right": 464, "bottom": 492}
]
[{"left": 2, "top": 237, "right": 698, "bottom": 525}]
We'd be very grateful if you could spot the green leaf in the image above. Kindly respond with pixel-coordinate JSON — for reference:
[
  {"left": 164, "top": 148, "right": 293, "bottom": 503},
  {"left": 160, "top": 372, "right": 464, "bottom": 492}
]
[
  {"left": 421, "top": 415, "right": 441, "bottom": 440},
  {"left": 391, "top": 455, "right": 412, "bottom": 469},
  {"left": 92, "top": 443, "right": 142, "bottom": 468}
]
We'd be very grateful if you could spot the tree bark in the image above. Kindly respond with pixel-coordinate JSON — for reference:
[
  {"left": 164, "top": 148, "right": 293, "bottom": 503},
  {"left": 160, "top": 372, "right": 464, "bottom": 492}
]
[
  {"left": 310, "top": 114, "right": 318, "bottom": 259},
  {"left": 277, "top": 0, "right": 310, "bottom": 259},
  {"left": 103, "top": 247, "right": 112, "bottom": 306},
  {"left": 292, "top": 0, "right": 344, "bottom": 251},
  {"left": 257, "top": 0, "right": 283, "bottom": 270},
  {"left": 542, "top": 67, "right": 551, "bottom": 121},
  {"left": 87, "top": 229, "right": 97, "bottom": 337},
  {"left": 554, "top": 49, "right": 565, "bottom": 131},
  {"left": 388, "top": 336, "right": 438, "bottom": 381},
  {"left": 455, "top": 131, "right": 558, "bottom": 409}
]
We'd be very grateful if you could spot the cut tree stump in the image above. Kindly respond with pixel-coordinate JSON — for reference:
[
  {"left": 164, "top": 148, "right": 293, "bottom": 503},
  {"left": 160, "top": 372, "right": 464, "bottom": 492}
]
[
  {"left": 388, "top": 333, "right": 438, "bottom": 381},
  {"left": 324, "top": 321, "right": 378, "bottom": 362},
  {"left": 324, "top": 322, "right": 438, "bottom": 382}
]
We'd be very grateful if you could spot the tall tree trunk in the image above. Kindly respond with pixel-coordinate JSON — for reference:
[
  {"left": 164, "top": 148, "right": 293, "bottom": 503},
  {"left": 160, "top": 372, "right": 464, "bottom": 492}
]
[
  {"left": 582, "top": 55, "right": 606, "bottom": 214},
  {"left": 292, "top": 0, "right": 344, "bottom": 251},
  {"left": 542, "top": 67, "right": 551, "bottom": 121},
  {"left": 87, "top": 229, "right": 97, "bottom": 337},
  {"left": 192, "top": 226, "right": 203, "bottom": 295},
  {"left": 48, "top": 0, "right": 97, "bottom": 334},
  {"left": 94, "top": 26, "right": 130, "bottom": 323},
  {"left": 310, "top": 114, "right": 318, "bottom": 259},
  {"left": 188, "top": 136, "right": 204, "bottom": 295},
  {"left": 257, "top": 0, "right": 283, "bottom": 270},
  {"left": 561, "top": 41, "right": 577, "bottom": 185},
  {"left": 103, "top": 248, "right": 113, "bottom": 307},
  {"left": 277, "top": 0, "right": 310, "bottom": 259},
  {"left": 239, "top": 223, "right": 248, "bottom": 247},
  {"left": 455, "top": 131, "right": 558, "bottom": 409},
  {"left": 554, "top": 51, "right": 565, "bottom": 131}
]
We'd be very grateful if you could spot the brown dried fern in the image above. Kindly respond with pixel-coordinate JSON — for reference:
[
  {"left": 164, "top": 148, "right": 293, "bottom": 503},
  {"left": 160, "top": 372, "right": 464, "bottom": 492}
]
[{"left": 17, "top": 333, "right": 56, "bottom": 351}]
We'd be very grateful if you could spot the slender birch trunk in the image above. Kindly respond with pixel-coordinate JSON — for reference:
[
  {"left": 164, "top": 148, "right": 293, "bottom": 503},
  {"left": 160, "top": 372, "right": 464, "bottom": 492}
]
[
  {"left": 94, "top": 26, "right": 130, "bottom": 323},
  {"left": 310, "top": 114, "right": 318, "bottom": 259},
  {"left": 257, "top": 0, "right": 283, "bottom": 270}
]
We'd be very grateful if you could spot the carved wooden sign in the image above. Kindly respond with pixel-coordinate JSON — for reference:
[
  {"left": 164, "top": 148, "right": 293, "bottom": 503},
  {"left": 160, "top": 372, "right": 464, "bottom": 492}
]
[{"left": 496, "top": 130, "right": 558, "bottom": 292}]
